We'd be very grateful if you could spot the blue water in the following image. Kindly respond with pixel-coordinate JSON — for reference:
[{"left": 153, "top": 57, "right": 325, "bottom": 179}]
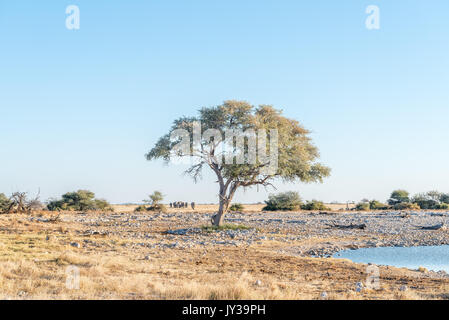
[{"left": 333, "top": 245, "right": 449, "bottom": 273}]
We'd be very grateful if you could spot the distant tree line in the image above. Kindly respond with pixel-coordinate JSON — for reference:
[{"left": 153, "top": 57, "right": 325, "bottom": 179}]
[
  {"left": 355, "top": 189, "right": 449, "bottom": 211},
  {"left": 0, "top": 189, "right": 113, "bottom": 214}
]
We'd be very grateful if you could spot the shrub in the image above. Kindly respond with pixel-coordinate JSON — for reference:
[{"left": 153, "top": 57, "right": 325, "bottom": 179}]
[
  {"left": 147, "top": 204, "right": 167, "bottom": 213},
  {"left": 94, "top": 199, "right": 113, "bottom": 211},
  {"left": 410, "top": 191, "right": 449, "bottom": 210},
  {"left": 147, "top": 191, "right": 164, "bottom": 205},
  {"left": 47, "top": 190, "right": 113, "bottom": 212},
  {"left": 369, "top": 200, "right": 389, "bottom": 210},
  {"left": 229, "top": 203, "right": 244, "bottom": 212},
  {"left": 440, "top": 194, "right": 449, "bottom": 204},
  {"left": 1, "top": 191, "right": 43, "bottom": 214},
  {"left": 387, "top": 189, "right": 410, "bottom": 206},
  {"left": 263, "top": 192, "right": 303, "bottom": 211},
  {"left": 134, "top": 205, "right": 147, "bottom": 212},
  {"left": 394, "top": 202, "right": 420, "bottom": 210},
  {"left": 355, "top": 202, "right": 370, "bottom": 211},
  {"left": 0, "top": 193, "right": 12, "bottom": 213},
  {"left": 301, "top": 200, "right": 331, "bottom": 211},
  {"left": 436, "top": 203, "right": 449, "bottom": 210}
]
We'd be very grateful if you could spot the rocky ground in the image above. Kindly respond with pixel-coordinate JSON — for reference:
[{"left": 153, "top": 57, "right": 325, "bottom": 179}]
[
  {"left": 59, "top": 210, "right": 449, "bottom": 257},
  {"left": 1, "top": 209, "right": 449, "bottom": 299}
]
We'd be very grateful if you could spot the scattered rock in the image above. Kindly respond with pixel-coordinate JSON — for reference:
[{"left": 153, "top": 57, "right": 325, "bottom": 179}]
[{"left": 70, "top": 242, "right": 81, "bottom": 248}]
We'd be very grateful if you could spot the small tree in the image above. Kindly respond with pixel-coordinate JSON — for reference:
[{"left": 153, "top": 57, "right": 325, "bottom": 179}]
[
  {"left": 387, "top": 190, "right": 410, "bottom": 206},
  {"left": 440, "top": 193, "right": 449, "bottom": 204},
  {"left": 47, "top": 190, "right": 112, "bottom": 211},
  {"left": 263, "top": 191, "right": 303, "bottom": 211},
  {"left": 145, "top": 191, "right": 164, "bottom": 206},
  {"left": 146, "top": 101, "right": 330, "bottom": 226},
  {"left": 427, "top": 191, "right": 443, "bottom": 202},
  {"left": 0, "top": 191, "right": 43, "bottom": 214},
  {"left": 0, "top": 193, "right": 12, "bottom": 214},
  {"left": 412, "top": 192, "right": 439, "bottom": 209},
  {"left": 143, "top": 191, "right": 166, "bottom": 213}
]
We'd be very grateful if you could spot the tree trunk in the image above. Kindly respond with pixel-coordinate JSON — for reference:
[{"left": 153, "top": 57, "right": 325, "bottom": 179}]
[
  {"left": 212, "top": 182, "right": 239, "bottom": 227},
  {"left": 212, "top": 191, "right": 229, "bottom": 227}
]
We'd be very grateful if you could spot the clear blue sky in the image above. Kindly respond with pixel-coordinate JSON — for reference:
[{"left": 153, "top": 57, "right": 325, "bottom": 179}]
[{"left": 1, "top": 1, "right": 448, "bottom": 204}]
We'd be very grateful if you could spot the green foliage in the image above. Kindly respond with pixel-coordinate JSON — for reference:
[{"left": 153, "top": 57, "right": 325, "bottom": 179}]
[
  {"left": 0, "top": 193, "right": 12, "bottom": 213},
  {"left": 47, "top": 190, "right": 113, "bottom": 212},
  {"left": 409, "top": 191, "right": 449, "bottom": 210},
  {"left": 301, "top": 200, "right": 331, "bottom": 211},
  {"left": 138, "top": 191, "right": 166, "bottom": 213},
  {"left": 134, "top": 205, "right": 147, "bottom": 212},
  {"left": 412, "top": 193, "right": 438, "bottom": 209},
  {"left": 436, "top": 203, "right": 449, "bottom": 210},
  {"left": 394, "top": 202, "right": 420, "bottom": 210},
  {"left": 440, "top": 194, "right": 449, "bottom": 204},
  {"left": 134, "top": 203, "right": 167, "bottom": 213},
  {"left": 229, "top": 203, "right": 244, "bottom": 212},
  {"left": 145, "top": 191, "right": 164, "bottom": 205},
  {"left": 369, "top": 200, "right": 389, "bottom": 210},
  {"left": 146, "top": 101, "right": 331, "bottom": 226},
  {"left": 387, "top": 189, "right": 410, "bottom": 206},
  {"left": 355, "top": 202, "right": 370, "bottom": 211},
  {"left": 263, "top": 191, "right": 303, "bottom": 211}
]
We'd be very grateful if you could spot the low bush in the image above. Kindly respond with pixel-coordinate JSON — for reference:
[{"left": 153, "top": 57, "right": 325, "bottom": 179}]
[
  {"left": 355, "top": 202, "right": 370, "bottom": 211},
  {"left": 134, "top": 204, "right": 167, "bottom": 213},
  {"left": 147, "top": 204, "right": 167, "bottom": 213},
  {"left": 369, "top": 200, "right": 389, "bottom": 210},
  {"left": 394, "top": 202, "right": 420, "bottom": 210},
  {"left": 229, "top": 203, "right": 244, "bottom": 212},
  {"left": 0, "top": 193, "right": 12, "bottom": 213},
  {"left": 134, "top": 205, "right": 147, "bottom": 212},
  {"left": 263, "top": 192, "right": 302, "bottom": 211},
  {"left": 436, "top": 203, "right": 449, "bottom": 210},
  {"left": 47, "top": 190, "right": 113, "bottom": 212},
  {"left": 301, "top": 200, "right": 331, "bottom": 211}
]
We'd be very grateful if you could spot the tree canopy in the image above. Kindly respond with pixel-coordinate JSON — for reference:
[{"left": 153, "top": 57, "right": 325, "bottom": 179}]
[
  {"left": 47, "top": 190, "right": 112, "bottom": 211},
  {"left": 146, "top": 100, "right": 330, "bottom": 225},
  {"left": 387, "top": 189, "right": 410, "bottom": 205}
]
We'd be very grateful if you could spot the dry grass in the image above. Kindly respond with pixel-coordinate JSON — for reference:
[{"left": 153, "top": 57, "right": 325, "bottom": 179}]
[{"left": 0, "top": 212, "right": 448, "bottom": 300}]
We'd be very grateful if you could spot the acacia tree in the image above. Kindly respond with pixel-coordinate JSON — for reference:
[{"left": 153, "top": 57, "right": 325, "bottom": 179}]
[
  {"left": 146, "top": 101, "right": 330, "bottom": 226},
  {"left": 387, "top": 189, "right": 410, "bottom": 205}
]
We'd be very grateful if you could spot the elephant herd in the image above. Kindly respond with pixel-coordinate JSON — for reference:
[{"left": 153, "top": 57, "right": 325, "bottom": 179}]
[{"left": 170, "top": 201, "right": 195, "bottom": 210}]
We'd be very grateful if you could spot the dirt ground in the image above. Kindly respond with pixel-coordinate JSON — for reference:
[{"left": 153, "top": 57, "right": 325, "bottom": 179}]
[{"left": 0, "top": 208, "right": 448, "bottom": 300}]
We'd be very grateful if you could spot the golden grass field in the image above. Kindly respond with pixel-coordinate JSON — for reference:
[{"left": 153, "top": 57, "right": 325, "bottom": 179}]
[{"left": 1, "top": 206, "right": 448, "bottom": 300}]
